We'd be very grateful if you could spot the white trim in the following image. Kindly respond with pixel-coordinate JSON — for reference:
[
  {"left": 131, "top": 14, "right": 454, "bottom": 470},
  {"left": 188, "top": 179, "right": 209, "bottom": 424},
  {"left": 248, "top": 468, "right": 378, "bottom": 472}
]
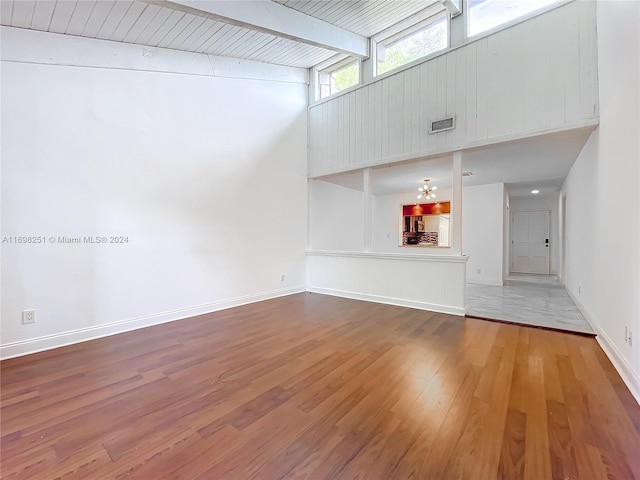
[
  {"left": 441, "top": 0, "right": 462, "bottom": 17},
  {"left": 306, "top": 250, "right": 469, "bottom": 263},
  {"left": 0, "top": 286, "right": 305, "bottom": 361},
  {"left": 467, "top": 279, "right": 504, "bottom": 287},
  {"left": 307, "top": 286, "right": 466, "bottom": 316},
  {"left": 559, "top": 193, "right": 567, "bottom": 286},
  {"left": 566, "top": 289, "right": 640, "bottom": 406}
]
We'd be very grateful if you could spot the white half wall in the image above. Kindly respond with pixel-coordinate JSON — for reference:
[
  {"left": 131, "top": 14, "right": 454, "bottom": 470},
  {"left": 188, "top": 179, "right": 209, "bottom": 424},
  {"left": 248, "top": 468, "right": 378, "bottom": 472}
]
[
  {"left": 308, "top": 182, "right": 467, "bottom": 314},
  {"left": 562, "top": 0, "right": 640, "bottom": 402},
  {"left": 509, "top": 194, "right": 560, "bottom": 275},
  {"left": 306, "top": 251, "right": 468, "bottom": 315},
  {"left": 1, "top": 28, "right": 309, "bottom": 359},
  {"left": 463, "top": 183, "right": 505, "bottom": 286}
]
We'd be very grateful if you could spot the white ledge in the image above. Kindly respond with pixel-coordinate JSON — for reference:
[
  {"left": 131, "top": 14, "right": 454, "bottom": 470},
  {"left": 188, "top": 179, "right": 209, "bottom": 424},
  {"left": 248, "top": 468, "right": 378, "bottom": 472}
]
[{"left": 306, "top": 250, "right": 469, "bottom": 263}]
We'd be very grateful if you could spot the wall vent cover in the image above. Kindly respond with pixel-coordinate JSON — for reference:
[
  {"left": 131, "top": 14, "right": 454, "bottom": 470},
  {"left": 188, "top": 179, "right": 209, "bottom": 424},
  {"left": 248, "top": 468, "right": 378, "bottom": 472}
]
[{"left": 429, "top": 116, "right": 456, "bottom": 133}]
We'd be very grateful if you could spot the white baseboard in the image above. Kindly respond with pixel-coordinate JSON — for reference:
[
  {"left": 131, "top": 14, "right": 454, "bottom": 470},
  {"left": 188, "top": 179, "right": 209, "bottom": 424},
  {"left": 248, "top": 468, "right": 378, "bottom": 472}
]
[
  {"left": 567, "top": 289, "right": 640, "bottom": 405},
  {"left": 467, "top": 278, "right": 504, "bottom": 286},
  {"left": 0, "top": 285, "right": 306, "bottom": 360},
  {"left": 307, "top": 286, "right": 466, "bottom": 317}
]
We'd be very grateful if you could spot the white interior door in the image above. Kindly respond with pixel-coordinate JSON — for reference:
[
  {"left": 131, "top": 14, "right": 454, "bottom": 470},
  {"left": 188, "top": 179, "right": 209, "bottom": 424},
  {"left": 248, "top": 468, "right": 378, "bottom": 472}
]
[{"left": 512, "top": 210, "right": 550, "bottom": 274}]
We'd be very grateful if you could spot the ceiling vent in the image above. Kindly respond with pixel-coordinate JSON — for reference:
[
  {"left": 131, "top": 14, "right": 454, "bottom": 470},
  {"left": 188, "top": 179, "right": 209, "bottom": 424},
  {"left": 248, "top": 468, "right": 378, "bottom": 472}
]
[{"left": 429, "top": 116, "right": 456, "bottom": 134}]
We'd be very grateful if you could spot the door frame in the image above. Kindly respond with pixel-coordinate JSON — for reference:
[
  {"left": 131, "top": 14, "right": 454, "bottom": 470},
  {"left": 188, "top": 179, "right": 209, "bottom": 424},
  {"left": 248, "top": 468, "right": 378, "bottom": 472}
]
[{"left": 559, "top": 194, "right": 567, "bottom": 285}]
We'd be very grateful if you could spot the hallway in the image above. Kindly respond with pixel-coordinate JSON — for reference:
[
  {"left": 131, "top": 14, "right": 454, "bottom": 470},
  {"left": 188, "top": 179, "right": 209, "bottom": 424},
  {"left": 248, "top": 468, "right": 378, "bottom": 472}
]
[{"left": 465, "top": 274, "right": 594, "bottom": 335}]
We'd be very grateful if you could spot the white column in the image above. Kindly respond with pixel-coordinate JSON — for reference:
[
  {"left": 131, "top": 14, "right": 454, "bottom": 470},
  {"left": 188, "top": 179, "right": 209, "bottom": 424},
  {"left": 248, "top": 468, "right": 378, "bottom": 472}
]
[
  {"left": 449, "top": 5, "right": 466, "bottom": 48},
  {"left": 452, "top": 151, "right": 463, "bottom": 256},
  {"left": 363, "top": 168, "right": 372, "bottom": 252}
]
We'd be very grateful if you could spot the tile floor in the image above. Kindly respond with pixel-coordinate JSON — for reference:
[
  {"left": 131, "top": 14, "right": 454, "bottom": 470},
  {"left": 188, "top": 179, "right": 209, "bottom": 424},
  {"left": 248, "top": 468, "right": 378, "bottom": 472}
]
[{"left": 466, "top": 274, "right": 594, "bottom": 335}]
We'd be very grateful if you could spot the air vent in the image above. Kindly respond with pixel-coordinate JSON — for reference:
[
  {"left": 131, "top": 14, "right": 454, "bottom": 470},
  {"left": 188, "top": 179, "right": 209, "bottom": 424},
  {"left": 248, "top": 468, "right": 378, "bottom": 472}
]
[{"left": 429, "top": 116, "right": 456, "bottom": 133}]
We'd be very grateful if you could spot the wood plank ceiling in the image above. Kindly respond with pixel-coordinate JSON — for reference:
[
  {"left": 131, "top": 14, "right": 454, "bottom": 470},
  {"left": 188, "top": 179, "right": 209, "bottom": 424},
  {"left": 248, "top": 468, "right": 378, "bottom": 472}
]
[{"left": 0, "top": 0, "right": 439, "bottom": 68}]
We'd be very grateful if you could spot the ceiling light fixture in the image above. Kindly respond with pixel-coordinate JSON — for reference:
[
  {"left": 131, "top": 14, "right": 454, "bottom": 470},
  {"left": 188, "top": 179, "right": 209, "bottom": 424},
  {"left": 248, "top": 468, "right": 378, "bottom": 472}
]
[
  {"left": 417, "top": 178, "right": 437, "bottom": 200},
  {"left": 531, "top": 189, "right": 540, "bottom": 194}
]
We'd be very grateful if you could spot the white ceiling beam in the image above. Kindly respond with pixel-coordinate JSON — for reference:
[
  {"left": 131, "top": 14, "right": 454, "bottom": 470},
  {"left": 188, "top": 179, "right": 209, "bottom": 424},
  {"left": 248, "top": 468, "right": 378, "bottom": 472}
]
[{"left": 153, "top": 0, "right": 369, "bottom": 58}]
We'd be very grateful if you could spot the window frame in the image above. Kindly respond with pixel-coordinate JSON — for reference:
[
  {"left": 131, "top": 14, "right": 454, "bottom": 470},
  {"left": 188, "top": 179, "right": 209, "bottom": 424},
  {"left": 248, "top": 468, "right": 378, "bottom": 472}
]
[
  {"left": 466, "top": 0, "right": 568, "bottom": 40},
  {"left": 442, "top": 0, "right": 462, "bottom": 18},
  {"left": 313, "top": 54, "right": 362, "bottom": 102},
  {"left": 372, "top": 5, "right": 450, "bottom": 78}
]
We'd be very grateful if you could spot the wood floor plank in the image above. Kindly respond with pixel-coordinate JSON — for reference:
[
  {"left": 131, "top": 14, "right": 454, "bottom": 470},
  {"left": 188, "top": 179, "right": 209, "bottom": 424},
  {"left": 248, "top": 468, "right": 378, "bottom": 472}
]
[
  {"left": 438, "top": 391, "right": 486, "bottom": 479},
  {"left": 1, "top": 293, "right": 639, "bottom": 480},
  {"left": 498, "top": 408, "right": 527, "bottom": 480},
  {"left": 415, "top": 366, "right": 484, "bottom": 479},
  {"left": 476, "top": 325, "right": 520, "bottom": 479},
  {"left": 523, "top": 356, "right": 553, "bottom": 480},
  {"left": 132, "top": 428, "right": 240, "bottom": 480},
  {"left": 507, "top": 325, "right": 531, "bottom": 414},
  {"left": 546, "top": 398, "right": 579, "bottom": 480}
]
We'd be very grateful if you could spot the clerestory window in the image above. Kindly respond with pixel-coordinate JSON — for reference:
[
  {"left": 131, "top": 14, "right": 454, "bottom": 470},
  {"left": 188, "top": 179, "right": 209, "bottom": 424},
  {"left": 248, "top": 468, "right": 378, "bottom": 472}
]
[
  {"left": 374, "top": 11, "right": 449, "bottom": 77},
  {"left": 467, "top": 0, "right": 563, "bottom": 37},
  {"left": 315, "top": 56, "right": 360, "bottom": 101}
]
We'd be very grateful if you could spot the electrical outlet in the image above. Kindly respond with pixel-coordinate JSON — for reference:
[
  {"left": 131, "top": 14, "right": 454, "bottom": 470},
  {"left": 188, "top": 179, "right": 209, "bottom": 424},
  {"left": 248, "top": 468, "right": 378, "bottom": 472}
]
[
  {"left": 578, "top": 284, "right": 581, "bottom": 294},
  {"left": 281, "top": 274, "right": 285, "bottom": 281},
  {"left": 477, "top": 269, "right": 481, "bottom": 275},
  {"left": 22, "top": 309, "right": 36, "bottom": 324},
  {"left": 624, "top": 326, "right": 633, "bottom": 347}
]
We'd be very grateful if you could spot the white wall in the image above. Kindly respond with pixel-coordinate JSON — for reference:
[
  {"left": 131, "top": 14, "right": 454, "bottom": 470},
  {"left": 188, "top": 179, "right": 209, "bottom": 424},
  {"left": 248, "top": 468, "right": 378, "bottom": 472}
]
[
  {"left": 562, "top": 0, "right": 640, "bottom": 401},
  {"left": 509, "top": 194, "right": 560, "bottom": 275},
  {"left": 308, "top": 180, "right": 364, "bottom": 251},
  {"left": 463, "top": 183, "right": 505, "bottom": 286},
  {"left": 308, "top": 0, "right": 599, "bottom": 177},
  {"left": 0, "top": 28, "right": 309, "bottom": 358}
]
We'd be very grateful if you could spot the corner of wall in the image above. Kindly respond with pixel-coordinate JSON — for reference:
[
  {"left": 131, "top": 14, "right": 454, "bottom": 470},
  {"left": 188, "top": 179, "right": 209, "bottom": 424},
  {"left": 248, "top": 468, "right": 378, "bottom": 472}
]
[{"left": 567, "top": 288, "right": 640, "bottom": 404}]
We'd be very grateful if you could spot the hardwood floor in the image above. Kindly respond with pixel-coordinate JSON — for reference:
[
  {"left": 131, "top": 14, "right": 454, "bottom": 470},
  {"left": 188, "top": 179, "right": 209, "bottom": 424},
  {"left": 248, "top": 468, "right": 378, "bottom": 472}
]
[{"left": 1, "top": 293, "right": 639, "bottom": 479}]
